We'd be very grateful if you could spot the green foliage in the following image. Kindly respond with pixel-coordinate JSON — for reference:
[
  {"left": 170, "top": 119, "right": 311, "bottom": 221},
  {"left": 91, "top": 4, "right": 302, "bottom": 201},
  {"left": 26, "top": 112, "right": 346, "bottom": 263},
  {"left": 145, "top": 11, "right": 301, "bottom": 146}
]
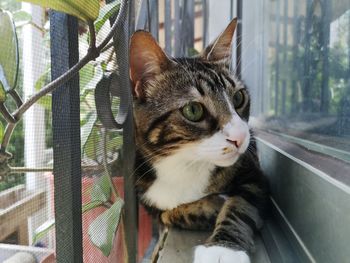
[
  {"left": 35, "top": 68, "right": 51, "bottom": 110},
  {"left": 94, "top": 1, "right": 121, "bottom": 34},
  {"left": 20, "top": 0, "right": 100, "bottom": 22},
  {"left": 0, "top": 71, "right": 7, "bottom": 103},
  {"left": 32, "top": 219, "right": 55, "bottom": 245},
  {"left": 0, "top": 121, "right": 3, "bottom": 139},
  {"left": 12, "top": 10, "right": 32, "bottom": 27},
  {"left": 3, "top": 1, "right": 125, "bottom": 256},
  {"left": 0, "top": 173, "right": 25, "bottom": 192},
  {"left": 90, "top": 173, "right": 111, "bottom": 203},
  {"left": 0, "top": 9, "right": 19, "bottom": 92},
  {"left": 88, "top": 197, "right": 124, "bottom": 256},
  {"left": 82, "top": 200, "right": 104, "bottom": 213}
]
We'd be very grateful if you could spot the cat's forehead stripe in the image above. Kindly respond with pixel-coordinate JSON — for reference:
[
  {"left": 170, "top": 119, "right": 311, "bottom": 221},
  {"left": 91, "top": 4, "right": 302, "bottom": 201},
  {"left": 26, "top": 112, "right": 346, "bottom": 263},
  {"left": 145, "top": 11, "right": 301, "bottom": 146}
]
[{"left": 223, "top": 91, "right": 236, "bottom": 116}]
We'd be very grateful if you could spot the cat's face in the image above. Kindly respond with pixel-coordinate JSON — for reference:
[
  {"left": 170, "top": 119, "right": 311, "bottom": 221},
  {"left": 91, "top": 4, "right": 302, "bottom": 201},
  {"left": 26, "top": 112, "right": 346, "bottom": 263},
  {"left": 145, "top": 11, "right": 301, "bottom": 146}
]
[{"left": 130, "top": 19, "right": 250, "bottom": 167}]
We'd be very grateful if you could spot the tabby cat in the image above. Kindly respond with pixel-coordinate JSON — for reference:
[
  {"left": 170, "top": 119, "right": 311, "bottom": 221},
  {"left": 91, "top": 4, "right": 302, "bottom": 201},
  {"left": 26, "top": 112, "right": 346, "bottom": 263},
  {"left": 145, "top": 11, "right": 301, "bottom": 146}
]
[{"left": 129, "top": 19, "right": 269, "bottom": 263}]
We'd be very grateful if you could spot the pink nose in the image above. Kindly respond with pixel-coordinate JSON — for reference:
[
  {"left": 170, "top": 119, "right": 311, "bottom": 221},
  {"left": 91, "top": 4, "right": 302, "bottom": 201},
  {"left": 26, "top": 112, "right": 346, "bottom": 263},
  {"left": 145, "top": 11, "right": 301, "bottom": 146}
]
[
  {"left": 226, "top": 138, "right": 239, "bottom": 148},
  {"left": 225, "top": 131, "right": 246, "bottom": 148}
]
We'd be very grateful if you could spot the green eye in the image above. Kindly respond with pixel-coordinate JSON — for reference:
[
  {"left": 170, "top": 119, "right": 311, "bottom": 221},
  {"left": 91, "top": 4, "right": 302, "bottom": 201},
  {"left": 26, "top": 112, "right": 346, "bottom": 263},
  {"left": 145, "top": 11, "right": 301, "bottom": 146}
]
[
  {"left": 232, "top": 90, "right": 245, "bottom": 108},
  {"left": 182, "top": 102, "right": 204, "bottom": 122}
]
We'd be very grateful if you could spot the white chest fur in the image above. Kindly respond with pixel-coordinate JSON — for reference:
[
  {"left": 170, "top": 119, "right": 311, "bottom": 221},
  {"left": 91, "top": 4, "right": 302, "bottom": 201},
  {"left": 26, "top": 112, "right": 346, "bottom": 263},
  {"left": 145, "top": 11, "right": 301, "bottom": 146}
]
[{"left": 142, "top": 152, "right": 215, "bottom": 210}]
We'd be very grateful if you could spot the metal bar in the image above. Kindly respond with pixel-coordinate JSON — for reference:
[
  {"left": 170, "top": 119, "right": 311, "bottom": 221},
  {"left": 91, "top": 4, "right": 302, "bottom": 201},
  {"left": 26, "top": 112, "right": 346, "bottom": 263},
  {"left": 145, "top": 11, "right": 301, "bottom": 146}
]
[
  {"left": 202, "top": 0, "right": 208, "bottom": 49},
  {"left": 147, "top": 0, "right": 152, "bottom": 32},
  {"left": 123, "top": 1, "right": 138, "bottom": 262},
  {"left": 50, "top": 11, "right": 82, "bottom": 263},
  {"left": 236, "top": 0, "right": 243, "bottom": 79},
  {"left": 150, "top": 0, "right": 159, "bottom": 41},
  {"left": 174, "top": 0, "right": 182, "bottom": 56},
  {"left": 274, "top": 0, "right": 281, "bottom": 115},
  {"left": 136, "top": 0, "right": 149, "bottom": 30},
  {"left": 281, "top": 0, "right": 288, "bottom": 114},
  {"left": 164, "top": 0, "right": 172, "bottom": 54},
  {"left": 183, "top": 0, "right": 195, "bottom": 55},
  {"left": 291, "top": 0, "right": 299, "bottom": 113},
  {"left": 302, "top": 0, "right": 313, "bottom": 112},
  {"left": 320, "top": 0, "right": 331, "bottom": 114}
]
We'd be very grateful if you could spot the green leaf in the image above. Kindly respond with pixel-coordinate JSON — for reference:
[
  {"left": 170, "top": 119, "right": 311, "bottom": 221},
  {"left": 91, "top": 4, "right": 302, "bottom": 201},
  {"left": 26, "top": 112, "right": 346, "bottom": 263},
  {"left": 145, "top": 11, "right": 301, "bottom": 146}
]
[
  {"left": 32, "top": 219, "right": 55, "bottom": 245},
  {"left": 81, "top": 64, "right": 103, "bottom": 99},
  {"left": 91, "top": 173, "right": 112, "bottom": 203},
  {"left": 88, "top": 198, "right": 124, "bottom": 256},
  {"left": 81, "top": 111, "right": 97, "bottom": 151},
  {"left": 106, "top": 136, "right": 123, "bottom": 152},
  {"left": 0, "top": 9, "right": 19, "bottom": 91},
  {"left": 82, "top": 200, "right": 104, "bottom": 213},
  {"left": 80, "top": 63, "right": 95, "bottom": 92},
  {"left": 35, "top": 68, "right": 51, "bottom": 110},
  {"left": 0, "top": 76, "right": 7, "bottom": 103},
  {"left": 0, "top": 122, "right": 4, "bottom": 141},
  {"left": 20, "top": 0, "right": 100, "bottom": 22},
  {"left": 86, "top": 64, "right": 103, "bottom": 89},
  {"left": 84, "top": 126, "right": 99, "bottom": 160},
  {"left": 12, "top": 10, "right": 31, "bottom": 27},
  {"left": 94, "top": 1, "right": 121, "bottom": 34},
  {"left": 32, "top": 199, "right": 104, "bottom": 245}
]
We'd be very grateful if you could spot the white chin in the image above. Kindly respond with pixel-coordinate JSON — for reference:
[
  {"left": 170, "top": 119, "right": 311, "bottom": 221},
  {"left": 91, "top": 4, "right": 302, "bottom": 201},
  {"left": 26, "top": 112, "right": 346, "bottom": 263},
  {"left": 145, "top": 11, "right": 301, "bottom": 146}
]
[{"left": 212, "top": 155, "right": 239, "bottom": 167}]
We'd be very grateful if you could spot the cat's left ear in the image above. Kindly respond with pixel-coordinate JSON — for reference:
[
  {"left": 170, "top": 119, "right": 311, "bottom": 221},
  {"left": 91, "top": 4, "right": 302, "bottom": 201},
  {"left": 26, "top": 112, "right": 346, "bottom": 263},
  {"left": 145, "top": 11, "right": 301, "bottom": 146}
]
[{"left": 201, "top": 18, "right": 237, "bottom": 64}]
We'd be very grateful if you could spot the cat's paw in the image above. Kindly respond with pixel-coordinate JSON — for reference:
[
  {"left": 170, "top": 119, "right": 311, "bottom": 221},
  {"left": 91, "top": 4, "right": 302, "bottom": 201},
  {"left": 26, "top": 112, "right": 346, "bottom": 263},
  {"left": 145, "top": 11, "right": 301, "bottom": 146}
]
[{"left": 193, "top": 245, "right": 250, "bottom": 263}]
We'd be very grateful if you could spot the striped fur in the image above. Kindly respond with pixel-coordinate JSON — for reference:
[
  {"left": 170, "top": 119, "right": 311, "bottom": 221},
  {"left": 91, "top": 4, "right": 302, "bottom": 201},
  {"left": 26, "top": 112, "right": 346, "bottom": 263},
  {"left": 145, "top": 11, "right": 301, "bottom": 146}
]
[{"left": 130, "top": 19, "right": 269, "bottom": 261}]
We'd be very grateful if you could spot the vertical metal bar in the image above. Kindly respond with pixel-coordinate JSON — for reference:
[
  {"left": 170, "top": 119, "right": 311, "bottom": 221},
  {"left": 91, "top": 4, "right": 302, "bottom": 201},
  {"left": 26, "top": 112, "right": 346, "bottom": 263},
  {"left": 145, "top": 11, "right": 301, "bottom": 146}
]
[
  {"left": 50, "top": 12, "right": 82, "bottom": 263},
  {"left": 281, "top": 0, "right": 288, "bottom": 114},
  {"left": 202, "top": 0, "right": 208, "bottom": 49},
  {"left": 174, "top": 0, "right": 182, "bottom": 56},
  {"left": 274, "top": 0, "right": 281, "bottom": 115},
  {"left": 147, "top": 0, "right": 152, "bottom": 32},
  {"left": 149, "top": 0, "right": 159, "bottom": 40},
  {"left": 124, "top": 1, "right": 138, "bottom": 262},
  {"left": 183, "top": 0, "right": 195, "bottom": 55},
  {"left": 236, "top": 0, "right": 243, "bottom": 79},
  {"left": 320, "top": 0, "right": 331, "bottom": 114},
  {"left": 291, "top": 0, "right": 299, "bottom": 113},
  {"left": 302, "top": 0, "right": 312, "bottom": 112},
  {"left": 164, "top": 0, "right": 172, "bottom": 54},
  {"left": 136, "top": 0, "right": 149, "bottom": 30}
]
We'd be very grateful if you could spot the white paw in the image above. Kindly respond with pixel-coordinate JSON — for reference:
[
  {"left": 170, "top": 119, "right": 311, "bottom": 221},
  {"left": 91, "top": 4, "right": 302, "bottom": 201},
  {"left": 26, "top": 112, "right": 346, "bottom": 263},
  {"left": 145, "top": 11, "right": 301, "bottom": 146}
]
[{"left": 193, "top": 245, "right": 250, "bottom": 263}]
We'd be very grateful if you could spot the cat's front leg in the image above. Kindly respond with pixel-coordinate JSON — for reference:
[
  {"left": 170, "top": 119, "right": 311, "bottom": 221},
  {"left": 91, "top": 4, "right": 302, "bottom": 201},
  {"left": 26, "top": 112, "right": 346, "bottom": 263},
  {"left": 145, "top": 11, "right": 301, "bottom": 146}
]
[
  {"left": 160, "top": 194, "right": 225, "bottom": 230},
  {"left": 193, "top": 195, "right": 264, "bottom": 263}
]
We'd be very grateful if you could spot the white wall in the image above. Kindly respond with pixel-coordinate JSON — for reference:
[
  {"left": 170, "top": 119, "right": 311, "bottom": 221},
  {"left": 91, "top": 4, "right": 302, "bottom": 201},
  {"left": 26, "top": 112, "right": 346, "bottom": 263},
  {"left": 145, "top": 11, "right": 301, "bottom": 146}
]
[{"left": 22, "top": 2, "right": 48, "bottom": 244}]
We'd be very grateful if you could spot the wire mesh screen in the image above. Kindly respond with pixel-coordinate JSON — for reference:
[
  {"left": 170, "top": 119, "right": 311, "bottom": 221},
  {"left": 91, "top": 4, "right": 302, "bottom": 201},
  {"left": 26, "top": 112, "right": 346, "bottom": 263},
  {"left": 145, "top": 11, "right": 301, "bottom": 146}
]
[{"left": 0, "top": 0, "right": 206, "bottom": 262}]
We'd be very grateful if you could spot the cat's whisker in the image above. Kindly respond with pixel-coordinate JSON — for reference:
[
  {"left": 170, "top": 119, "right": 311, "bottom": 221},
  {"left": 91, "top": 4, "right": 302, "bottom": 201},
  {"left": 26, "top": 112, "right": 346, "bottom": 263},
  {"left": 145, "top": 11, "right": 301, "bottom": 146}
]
[
  {"left": 240, "top": 56, "right": 259, "bottom": 78},
  {"left": 131, "top": 149, "right": 172, "bottom": 179},
  {"left": 231, "top": 32, "right": 263, "bottom": 75}
]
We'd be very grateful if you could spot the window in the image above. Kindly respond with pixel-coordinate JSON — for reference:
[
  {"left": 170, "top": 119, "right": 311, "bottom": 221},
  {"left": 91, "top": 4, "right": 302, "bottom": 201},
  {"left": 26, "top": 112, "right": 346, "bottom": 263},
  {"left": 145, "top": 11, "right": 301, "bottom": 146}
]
[{"left": 241, "top": 0, "right": 350, "bottom": 163}]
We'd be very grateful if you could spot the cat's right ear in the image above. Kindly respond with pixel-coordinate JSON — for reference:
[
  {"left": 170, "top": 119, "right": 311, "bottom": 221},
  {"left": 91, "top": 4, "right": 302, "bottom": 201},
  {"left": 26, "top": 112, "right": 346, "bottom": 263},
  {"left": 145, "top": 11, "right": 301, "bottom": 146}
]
[
  {"left": 200, "top": 18, "right": 237, "bottom": 64},
  {"left": 130, "top": 31, "right": 172, "bottom": 99}
]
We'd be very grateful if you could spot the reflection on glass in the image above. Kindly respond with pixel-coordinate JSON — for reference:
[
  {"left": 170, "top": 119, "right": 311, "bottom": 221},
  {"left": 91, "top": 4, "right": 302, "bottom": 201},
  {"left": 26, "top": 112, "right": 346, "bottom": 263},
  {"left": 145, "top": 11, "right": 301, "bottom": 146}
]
[{"left": 265, "top": 0, "right": 350, "bottom": 153}]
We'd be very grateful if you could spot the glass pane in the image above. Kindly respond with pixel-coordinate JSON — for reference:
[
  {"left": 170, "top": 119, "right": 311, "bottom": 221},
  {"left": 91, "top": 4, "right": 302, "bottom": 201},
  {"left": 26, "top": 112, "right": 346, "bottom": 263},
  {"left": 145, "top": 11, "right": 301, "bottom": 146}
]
[{"left": 243, "top": 0, "right": 350, "bottom": 159}]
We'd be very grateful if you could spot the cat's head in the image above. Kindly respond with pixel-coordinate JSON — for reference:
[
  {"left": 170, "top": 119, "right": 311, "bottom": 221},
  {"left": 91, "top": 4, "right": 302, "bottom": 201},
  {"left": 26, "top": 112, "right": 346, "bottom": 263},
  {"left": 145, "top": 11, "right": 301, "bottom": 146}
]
[{"left": 130, "top": 19, "right": 251, "bottom": 167}]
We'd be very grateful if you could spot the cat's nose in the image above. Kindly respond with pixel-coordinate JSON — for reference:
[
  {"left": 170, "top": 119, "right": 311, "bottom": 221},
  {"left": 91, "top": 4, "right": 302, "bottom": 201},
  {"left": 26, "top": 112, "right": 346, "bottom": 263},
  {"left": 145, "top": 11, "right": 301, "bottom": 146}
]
[
  {"left": 226, "top": 134, "right": 245, "bottom": 148},
  {"left": 226, "top": 138, "right": 239, "bottom": 148},
  {"left": 224, "top": 129, "right": 247, "bottom": 149},
  {"left": 223, "top": 116, "right": 248, "bottom": 149}
]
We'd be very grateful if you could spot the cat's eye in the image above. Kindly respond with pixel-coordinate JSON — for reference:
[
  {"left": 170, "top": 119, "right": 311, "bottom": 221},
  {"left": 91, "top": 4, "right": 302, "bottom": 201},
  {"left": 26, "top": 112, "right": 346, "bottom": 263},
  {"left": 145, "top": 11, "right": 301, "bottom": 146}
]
[
  {"left": 232, "top": 90, "right": 245, "bottom": 109},
  {"left": 182, "top": 102, "right": 204, "bottom": 122}
]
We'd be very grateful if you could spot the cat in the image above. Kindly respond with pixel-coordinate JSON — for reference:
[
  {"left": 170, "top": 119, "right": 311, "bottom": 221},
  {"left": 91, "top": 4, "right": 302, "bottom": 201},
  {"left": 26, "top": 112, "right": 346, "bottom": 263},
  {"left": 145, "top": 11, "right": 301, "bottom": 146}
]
[{"left": 129, "top": 18, "right": 269, "bottom": 263}]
